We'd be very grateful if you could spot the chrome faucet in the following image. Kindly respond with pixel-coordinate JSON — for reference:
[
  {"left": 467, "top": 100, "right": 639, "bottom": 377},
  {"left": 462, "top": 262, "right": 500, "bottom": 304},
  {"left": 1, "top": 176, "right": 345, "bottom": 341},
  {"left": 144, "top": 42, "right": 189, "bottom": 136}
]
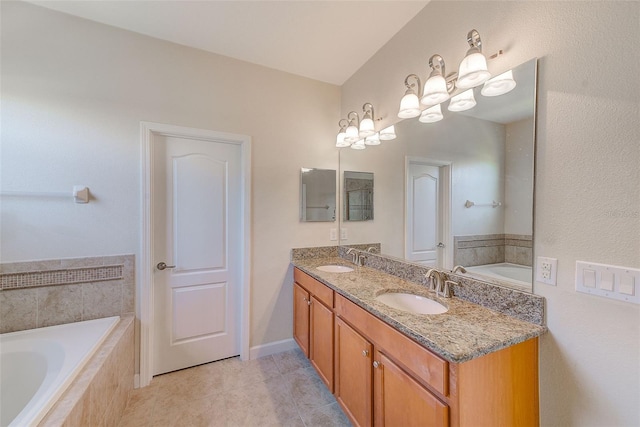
[
  {"left": 452, "top": 265, "right": 467, "bottom": 274},
  {"left": 425, "top": 269, "right": 453, "bottom": 298},
  {"left": 366, "top": 247, "right": 377, "bottom": 253},
  {"left": 346, "top": 248, "right": 360, "bottom": 265}
]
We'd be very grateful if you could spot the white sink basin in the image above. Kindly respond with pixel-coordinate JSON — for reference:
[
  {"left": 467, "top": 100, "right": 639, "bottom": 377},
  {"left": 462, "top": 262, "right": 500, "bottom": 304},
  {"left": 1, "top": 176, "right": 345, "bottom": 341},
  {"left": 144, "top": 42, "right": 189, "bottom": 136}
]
[
  {"left": 316, "top": 265, "right": 354, "bottom": 273},
  {"left": 375, "top": 292, "right": 448, "bottom": 315}
]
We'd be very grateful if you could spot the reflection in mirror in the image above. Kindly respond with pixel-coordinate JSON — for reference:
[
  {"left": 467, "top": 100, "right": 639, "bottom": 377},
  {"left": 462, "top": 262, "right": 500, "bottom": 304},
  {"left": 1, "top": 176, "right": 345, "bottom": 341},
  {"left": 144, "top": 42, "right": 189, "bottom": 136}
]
[
  {"left": 344, "top": 171, "right": 374, "bottom": 221},
  {"left": 300, "top": 168, "right": 336, "bottom": 222},
  {"left": 339, "top": 58, "right": 537, "bottom": 292}
]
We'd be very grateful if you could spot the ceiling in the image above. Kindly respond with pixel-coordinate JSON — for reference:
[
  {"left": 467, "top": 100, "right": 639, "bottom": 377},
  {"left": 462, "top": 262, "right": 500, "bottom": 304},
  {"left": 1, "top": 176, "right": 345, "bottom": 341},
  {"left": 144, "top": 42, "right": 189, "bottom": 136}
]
[{"left": 27, "top": 1, "right": 429, "bottom": 86}]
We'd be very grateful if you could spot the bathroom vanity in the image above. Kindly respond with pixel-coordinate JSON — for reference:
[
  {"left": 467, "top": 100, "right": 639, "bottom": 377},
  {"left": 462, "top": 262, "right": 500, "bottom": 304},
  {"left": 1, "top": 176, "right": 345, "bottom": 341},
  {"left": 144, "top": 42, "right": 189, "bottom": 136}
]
[{"left": 292, "top": 258, "right": 544, "bottom": 427}]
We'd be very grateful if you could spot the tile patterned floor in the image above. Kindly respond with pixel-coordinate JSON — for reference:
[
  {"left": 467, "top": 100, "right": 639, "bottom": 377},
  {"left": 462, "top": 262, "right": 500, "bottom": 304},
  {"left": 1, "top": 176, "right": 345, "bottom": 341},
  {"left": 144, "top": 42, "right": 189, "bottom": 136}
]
[{"left": 118, "top": 348, "right": 351, "bottom": 427}]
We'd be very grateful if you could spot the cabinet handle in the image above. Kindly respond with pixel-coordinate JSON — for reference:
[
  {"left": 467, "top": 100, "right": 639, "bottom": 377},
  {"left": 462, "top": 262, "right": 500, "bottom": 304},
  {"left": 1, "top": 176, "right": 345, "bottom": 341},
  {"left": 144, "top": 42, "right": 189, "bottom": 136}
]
[
  {"left": 362, "top": 350, "right": 369, "bottom": 357},
  {"left": 373, "top": 361, "right": 381, "bottom": 369}
]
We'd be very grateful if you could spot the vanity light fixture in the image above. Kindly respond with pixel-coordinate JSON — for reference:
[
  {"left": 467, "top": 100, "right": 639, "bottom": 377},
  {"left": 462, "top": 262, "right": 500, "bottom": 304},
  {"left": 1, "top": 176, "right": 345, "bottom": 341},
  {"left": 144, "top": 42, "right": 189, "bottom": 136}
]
[
  {"left": 350, "top": 139, "right": 366, "bottom": 150},
  {"left": 419, "top": 104, "right": 444, "bottom": 123},
  {"left": 481, "top": 70, "right": 517, "bottom": 97},
  {"left": 456, "top": 29, "right": 491, "bottom": 90},
  {"left": 379, "top": 125, "right": 397, "bottom": 140},
  {"left": 359, "top": 103, "right": 376, "bottom": 138},
  {"left": 421, "top": 55, "right": 453, "bottom": 106},
  {"left": 344, "top": 111, "right": 360, "bottom": 143},
  {"left": 397, "top": 74, "right": 422, "bottom": 118},
  {"left": 335, "top": 119, "right": 351, "bottom": 148},
  {"left": 364, "top": 133, "right": 381, "bottom": 146},
  {"left": 448, "top": 89, "right": 477, "bottom": 112}
]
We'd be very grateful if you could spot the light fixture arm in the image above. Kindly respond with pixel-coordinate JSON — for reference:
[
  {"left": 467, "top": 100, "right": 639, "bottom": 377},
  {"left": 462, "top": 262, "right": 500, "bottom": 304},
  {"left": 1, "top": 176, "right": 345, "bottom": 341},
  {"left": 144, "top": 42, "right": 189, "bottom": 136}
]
[
  {"left": 362, "top": 102, "right": 374, "bottom": 119},
  {"left": 428, "top": 54, "right": 456, "bottom": 94},
  {"left": 466, "top": 29, "right": 483, "bottom": 52},
  {"left": 347, "top": 111, "right": 360, "bottom": 126},
  {"left": 338, "top": 118, "right": 349, "bottom": 131},
  {"left": 404, "top": 74, "right": 421, "bottom": 94}
]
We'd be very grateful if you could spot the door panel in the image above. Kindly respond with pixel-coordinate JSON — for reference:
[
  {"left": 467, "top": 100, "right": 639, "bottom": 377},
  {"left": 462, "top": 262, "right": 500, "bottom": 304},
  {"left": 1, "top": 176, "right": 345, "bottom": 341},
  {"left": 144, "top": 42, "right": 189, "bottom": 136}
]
[
  {"left": 153, "top": 134, "right": 241, "bottom": 375},
  {"left": 406, "top": 162, "right": 441, "bottom": 265},
  {"left": 310, "top": 297, "right": 334, "bottom": 391},
  {"left": 173, "top": 154, "right": 226, "bottom": 271},
  {"left": 375, "top": 352, "right": 449, "bottom": 427}
]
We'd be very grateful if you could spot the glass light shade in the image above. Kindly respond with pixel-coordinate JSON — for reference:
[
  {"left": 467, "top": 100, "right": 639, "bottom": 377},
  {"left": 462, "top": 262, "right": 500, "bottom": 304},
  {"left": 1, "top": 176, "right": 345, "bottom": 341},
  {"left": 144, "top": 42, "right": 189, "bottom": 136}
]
[
  {"left": 456, "top": 50, "right": 491, "bottom": 89},
  {"left": 359, "top": 117, "right": 375, "bottom": 138},
  {"left": 379, "top": 125, "right": 396, "bottom": 140},
  {"left": 364, "top": 133, "right": 381, "bottom": 146},
  {"left": 481, "top": 70, "right": 517, "bottom": 97},
  {"left": 344, "top": 124, "right": 360, "bottom": 143},
  {"left": 448, "top": 89, "right": 476, "bottom": 112},
  {"left": 421, "top": 75, "right": 449, "bottom": 106},
  {"left": 336, "top": 131, "right": 351, "bottom": 148},
  {"left": 419, "top": 104, "right": 444, "bottom": 123},
  {"left": 398, "top": 91, "right": 421, "bottom": 118},
  {"left": 350, "top": 139, "right": 366, "bottom": 150}
]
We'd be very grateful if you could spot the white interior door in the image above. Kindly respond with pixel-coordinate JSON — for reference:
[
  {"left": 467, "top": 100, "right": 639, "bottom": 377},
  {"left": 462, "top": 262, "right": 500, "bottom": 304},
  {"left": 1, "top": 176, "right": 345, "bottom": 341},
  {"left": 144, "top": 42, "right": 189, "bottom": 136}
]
[
  {"left": 152, "top": 133, "right": 241, "bottom": 376},
  {"left": 406, "top": 162, "right": 443, "bottom": 266}
]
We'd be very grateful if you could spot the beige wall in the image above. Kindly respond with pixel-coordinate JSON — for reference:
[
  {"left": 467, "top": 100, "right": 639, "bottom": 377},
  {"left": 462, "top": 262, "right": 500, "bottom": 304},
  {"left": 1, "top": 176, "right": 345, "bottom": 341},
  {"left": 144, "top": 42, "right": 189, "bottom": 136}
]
[
  {"left": 1, "top": 1, "right": 340, "bottom": 348},
  {"left": 341, "top": 1, "right": 639, "bottom": 425}
]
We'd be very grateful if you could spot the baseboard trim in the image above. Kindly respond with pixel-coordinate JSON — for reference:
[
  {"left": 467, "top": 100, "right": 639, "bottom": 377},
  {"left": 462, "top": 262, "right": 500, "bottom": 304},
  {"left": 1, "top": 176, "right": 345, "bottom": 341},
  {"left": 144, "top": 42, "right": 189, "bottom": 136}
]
[{"left": 249, "top": 338, "right": 297, "bottom": 359}]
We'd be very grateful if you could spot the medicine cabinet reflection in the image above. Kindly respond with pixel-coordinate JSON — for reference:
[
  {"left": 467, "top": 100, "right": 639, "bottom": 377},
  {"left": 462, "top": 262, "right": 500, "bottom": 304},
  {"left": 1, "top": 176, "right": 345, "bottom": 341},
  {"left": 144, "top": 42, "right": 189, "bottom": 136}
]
[
  {"left": 300, "top": 168, "right": 336, "bottom": 222},
  {"left": 344, "top": 171, "right": 374, "bottom": 221}
]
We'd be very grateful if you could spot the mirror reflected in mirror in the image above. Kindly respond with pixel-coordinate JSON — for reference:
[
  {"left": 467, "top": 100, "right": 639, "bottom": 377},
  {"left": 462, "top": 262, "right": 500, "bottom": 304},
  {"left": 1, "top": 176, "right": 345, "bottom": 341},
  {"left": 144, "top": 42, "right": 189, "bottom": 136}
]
[
  {"left": 339, "top": 58, "right": 537, "bottom": 292},
  {"left": 300, "top": 168, "right": 336, "bottom": 222},
  {"left": 344, "top": 171, "right": 374, "bottom": 221}
]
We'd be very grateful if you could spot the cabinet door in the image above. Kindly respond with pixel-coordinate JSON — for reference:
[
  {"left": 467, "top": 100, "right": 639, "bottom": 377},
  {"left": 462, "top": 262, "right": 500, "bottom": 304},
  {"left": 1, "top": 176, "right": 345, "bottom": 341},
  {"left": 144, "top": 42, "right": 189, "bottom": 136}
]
[
  {"left": 293, "top": 283, "right": 310, "bottom": 356},
  {"left": 334, "top": 316, "right": 373, "bottom": 427},
  {"left": 374, "top": 351, "right": 449, "bottom": 427},
  {"left": 310, "top": 296, "right": 334, "bottom": 392}
]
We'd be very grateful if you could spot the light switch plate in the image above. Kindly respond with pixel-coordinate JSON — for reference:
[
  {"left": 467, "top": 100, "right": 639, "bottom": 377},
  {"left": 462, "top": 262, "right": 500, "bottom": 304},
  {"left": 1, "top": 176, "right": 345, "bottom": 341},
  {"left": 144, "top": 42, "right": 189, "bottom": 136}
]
[
  {"left": 576, "top": 261, "right": 640, "bottom": 304},
  {"left": 536, "top": 256, "right": 558, "bottom": 285},
  {"left": 329, "top": 228, "right": 337, "bottom": 241},
  {"left": 340, "top": 228, "right": 347, "bottom": 240}
]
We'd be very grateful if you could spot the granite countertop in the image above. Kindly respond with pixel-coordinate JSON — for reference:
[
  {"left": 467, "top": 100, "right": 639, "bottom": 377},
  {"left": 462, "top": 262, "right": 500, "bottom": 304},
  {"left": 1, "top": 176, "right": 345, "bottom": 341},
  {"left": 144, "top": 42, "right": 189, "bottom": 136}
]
[{"left": 292, "top": 257, "right": 546, "bottom": 364}]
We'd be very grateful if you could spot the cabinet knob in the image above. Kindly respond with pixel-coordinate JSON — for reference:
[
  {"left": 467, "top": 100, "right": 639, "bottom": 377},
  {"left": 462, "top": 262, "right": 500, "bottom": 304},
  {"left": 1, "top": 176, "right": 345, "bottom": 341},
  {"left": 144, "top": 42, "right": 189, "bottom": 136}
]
[
  {"left": 362, "top": 350, "right": 369, "bottom": 357},
  {"left": 373, "top": 361, "right": 381, "bottom": 369}
]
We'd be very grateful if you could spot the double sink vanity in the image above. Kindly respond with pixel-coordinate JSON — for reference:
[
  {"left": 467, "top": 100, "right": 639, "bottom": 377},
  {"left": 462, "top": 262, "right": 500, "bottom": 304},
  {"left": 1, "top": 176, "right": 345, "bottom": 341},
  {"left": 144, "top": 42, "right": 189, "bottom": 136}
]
[{"left": 291, "top": 246, "right": 546, "bottom": 427}]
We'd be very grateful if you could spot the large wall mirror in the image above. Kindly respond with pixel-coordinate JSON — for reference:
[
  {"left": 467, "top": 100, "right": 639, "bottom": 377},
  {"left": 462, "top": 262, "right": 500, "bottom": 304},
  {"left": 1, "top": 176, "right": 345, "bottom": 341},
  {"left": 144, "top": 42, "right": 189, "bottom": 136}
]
[{"left": 339, "top": 58, "right": 537, "bottom": 292}]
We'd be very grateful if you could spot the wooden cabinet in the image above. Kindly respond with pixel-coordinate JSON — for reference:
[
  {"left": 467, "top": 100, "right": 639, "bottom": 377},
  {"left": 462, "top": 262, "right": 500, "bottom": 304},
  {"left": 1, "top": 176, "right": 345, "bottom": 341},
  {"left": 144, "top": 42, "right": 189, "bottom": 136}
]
[
  {"left": 374, "top": 351, "right": 448, "bottom": 427},
  {"left": 334, "top": 316, "right": 373, "bottom": 427},
  {"left": 293, "top": 282, "right": 310, "bottom": 356},
  {"left": 293, "top": 268, "right": 539, "bottom": 427},
  {"left": 293, "top": 269, "right": 334, "bottom": 392},
  {"left": 334, "top": 292, "right": 539, "bottom": 427}
]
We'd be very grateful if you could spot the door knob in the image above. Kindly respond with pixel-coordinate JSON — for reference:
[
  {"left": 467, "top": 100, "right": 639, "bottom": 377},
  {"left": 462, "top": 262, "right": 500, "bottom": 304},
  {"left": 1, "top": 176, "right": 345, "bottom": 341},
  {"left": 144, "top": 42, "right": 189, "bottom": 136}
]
[
  {"left": 156, "top": 262, "right": 176, "bottom": 271},
  {"left": 437, "top": 242, "right": 445, "bottom": 248}
]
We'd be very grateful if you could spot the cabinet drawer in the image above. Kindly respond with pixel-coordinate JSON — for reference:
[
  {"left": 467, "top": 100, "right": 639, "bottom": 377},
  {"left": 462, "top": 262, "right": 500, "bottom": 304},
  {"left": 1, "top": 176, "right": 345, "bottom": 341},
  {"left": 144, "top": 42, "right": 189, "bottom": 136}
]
[
  {"left": 294, "top": 268, "right": 334, "bottom": 308},
  {"left": 335, "top": 293, "right": 448, "bottom": 397}
]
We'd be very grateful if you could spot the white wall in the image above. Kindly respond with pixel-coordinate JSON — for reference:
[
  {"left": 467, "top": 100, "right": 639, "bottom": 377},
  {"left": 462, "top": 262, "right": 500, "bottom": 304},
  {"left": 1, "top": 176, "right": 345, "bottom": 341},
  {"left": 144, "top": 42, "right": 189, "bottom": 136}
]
[
  {"left": 1, "top": 1, "right": 341, "bottom": 348},
  {"left": 505, "top": 117, "right": 534, "bottom": 235},
  {"left": 341, "top": 1, "right": 639, "bottom": 426}
]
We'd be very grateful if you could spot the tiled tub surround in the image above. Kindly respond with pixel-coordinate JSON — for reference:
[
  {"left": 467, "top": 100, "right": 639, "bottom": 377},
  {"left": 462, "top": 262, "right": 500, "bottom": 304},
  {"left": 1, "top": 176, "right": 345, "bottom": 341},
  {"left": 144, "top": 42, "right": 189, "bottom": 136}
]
[
  {"left": 38, "top": 314, "right": 135, "bottom": 427},
  {"left": 0, "top": 255, "right": 135, "bottom": 333},
  {"left": 291, "top": 255, "right": 545, "bottom": 363},
  {"left": 454, "top": 234, "right": 533, "bottom": 267}
]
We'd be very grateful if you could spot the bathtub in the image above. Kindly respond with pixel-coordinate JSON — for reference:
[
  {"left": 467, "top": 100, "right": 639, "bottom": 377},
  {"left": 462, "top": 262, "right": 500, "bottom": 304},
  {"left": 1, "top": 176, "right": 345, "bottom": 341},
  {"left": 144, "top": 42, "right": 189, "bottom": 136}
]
[
  {"left": 465, "top": 262, "right": 532, "bottom": 289},
  {"left": 0, "top": 316, "right": 120, "bottom": 427}
]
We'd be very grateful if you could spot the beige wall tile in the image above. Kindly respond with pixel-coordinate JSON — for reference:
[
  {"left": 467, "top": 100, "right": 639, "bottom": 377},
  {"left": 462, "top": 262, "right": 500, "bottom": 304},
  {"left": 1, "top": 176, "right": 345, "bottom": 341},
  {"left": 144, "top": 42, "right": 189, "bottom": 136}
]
[
  {"left": 83, "top": 281, "right": 122, "bottom": 320},
  {"left": 37, "top": 284, "right": 82, "bottom": 327},
  {"left": 0, "top": 288, "right": 37, "bottom": 333}
]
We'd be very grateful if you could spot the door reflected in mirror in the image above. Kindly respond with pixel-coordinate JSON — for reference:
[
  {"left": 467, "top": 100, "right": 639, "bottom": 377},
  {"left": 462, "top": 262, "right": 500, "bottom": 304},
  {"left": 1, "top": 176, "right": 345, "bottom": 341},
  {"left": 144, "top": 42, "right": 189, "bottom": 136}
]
[
  {"left": 338, "top": 58, "right": 537, "bottom": 292},
  {"left": 344, "top": 171, "right": 374, "bottom": 221},
  {"left": 300, "top": 168, "right": 336, "bottom": 222}
]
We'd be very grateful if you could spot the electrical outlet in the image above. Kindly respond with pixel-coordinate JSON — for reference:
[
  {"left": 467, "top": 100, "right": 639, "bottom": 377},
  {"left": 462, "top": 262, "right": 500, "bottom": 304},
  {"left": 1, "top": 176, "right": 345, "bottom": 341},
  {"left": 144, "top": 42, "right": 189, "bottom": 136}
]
[
  {"left": 536, "top": 256, "right": 557, "bottom": 285},
  {"left": 340, "top": 228, "right": 347, "bottom": 240},
  {"left": 329, "top": 228, "right": 337, "bottom": 241}
]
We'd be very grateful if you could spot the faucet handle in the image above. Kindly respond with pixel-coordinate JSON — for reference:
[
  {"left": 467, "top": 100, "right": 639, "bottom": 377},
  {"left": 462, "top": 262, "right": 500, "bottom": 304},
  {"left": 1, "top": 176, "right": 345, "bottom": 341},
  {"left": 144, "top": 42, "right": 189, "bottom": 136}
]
[{"left": 443, "top": 280, "right": 456, "bottom": 298}]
